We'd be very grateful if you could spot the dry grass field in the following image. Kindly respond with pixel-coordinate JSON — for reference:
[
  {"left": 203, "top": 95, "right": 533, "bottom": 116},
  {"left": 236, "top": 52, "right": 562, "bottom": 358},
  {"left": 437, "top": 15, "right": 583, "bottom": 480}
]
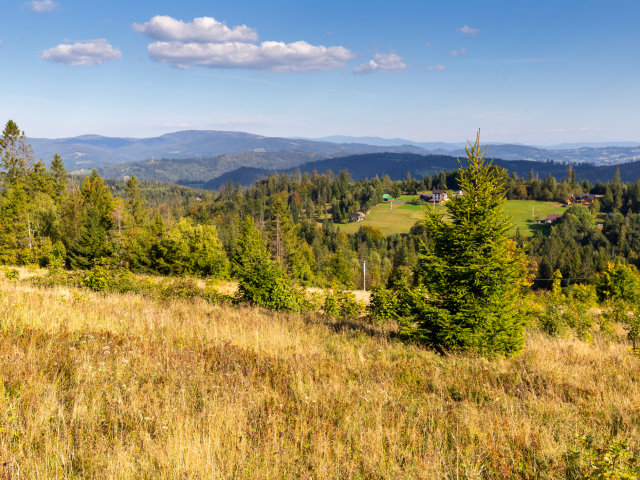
[{"left": 0, "top": 278, "right": 639, "bottom": 478}]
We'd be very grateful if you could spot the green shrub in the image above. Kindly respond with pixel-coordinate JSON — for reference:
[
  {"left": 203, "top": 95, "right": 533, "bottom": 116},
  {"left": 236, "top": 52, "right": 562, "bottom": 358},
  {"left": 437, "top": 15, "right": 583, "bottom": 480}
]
[
  {"left": 323, "top": 289, "right": 365, "bottom": 319},
  {"left": 571, "top": 283, "right": 599, "bottom": 307},
  {"left": 37, "top": 239, "right": 66, "bottom": 268},
  {"left": 4, "top": 268, "right": 19, "bottom": 280},
  {"left": 17, "top": 248, "right": 36, "bottom": 266},
  {"left": 595, "top": 262, "right": 640, "bottom": 303},
  {"left": 540, "top": 301, "right": 566, "bottom": 337},
  {"left": 566, "top": 436, "right": 640, "bottom": 479},
  {"left": 368, "top": 285, "right": 400, "bottom": 322},
  {"left": 83, "top": 259, "right": 135, "bottom": 293}
]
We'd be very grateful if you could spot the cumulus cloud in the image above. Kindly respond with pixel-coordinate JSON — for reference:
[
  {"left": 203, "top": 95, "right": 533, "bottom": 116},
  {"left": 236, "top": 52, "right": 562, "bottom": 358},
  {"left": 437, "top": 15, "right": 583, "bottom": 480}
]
[
  {"left": 353, "top": 53, "right": 406, "bottom": 75},
  {"left": 457, "top": 25, "right": 479, "bottom": 36},
  {"left": 29, "top": 0, "right": 58, "bottom": 12},
  {"left": 132, "top": 16, "right": 258, "bottom": 43},
  {"left": 147, "top": 40, "right": 356, "bottom": 72},
  {"left": 450, "top": 47, "right": 466, "bottom": 56},
  {"left": 135, "top": 15, "right": 355, "bottom": 73},
  {"left": 41, "top": 39, "right": 122, "bottom": 66},
  {"left": 426, "top": 65, "right": 445, "bottom": 71}
]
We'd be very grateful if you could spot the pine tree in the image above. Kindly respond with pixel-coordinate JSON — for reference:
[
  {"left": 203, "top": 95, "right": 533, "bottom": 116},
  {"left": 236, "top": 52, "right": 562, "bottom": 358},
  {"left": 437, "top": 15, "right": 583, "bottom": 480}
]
[
  {"left": 48, "top": 153, "right": 68, "bottom": 199},
  {"left": 407, "top": 132, "right": 527, "bottom": 356},
  {"left": 68, "top": 205, "right": 110, "bottom": 269},
  {"left": 67, "top": 171, "right": 115, "bottom": 269},
  {"left": 125, "top": 175, "right": 147, "bottom": 227},
  {"left": 0, "top": 121, "right": 27, "bottom": 190}
]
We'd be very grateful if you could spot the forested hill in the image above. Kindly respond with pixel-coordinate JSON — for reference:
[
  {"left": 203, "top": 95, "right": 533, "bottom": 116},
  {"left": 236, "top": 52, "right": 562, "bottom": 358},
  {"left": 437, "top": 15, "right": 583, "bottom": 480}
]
[
  {"left": 98, "top": 151, "right": 330, "bottom": 185},
  {"left": 203, "top": 153, "right": 640, "bottom": 189}
]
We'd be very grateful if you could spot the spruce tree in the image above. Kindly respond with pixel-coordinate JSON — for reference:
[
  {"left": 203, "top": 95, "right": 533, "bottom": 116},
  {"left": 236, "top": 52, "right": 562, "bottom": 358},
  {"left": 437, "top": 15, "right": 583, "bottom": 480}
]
[
  {"left": 125, "top": 175, "right": 146, "bottom": 227},
  {"left": 407, "top": 132, "right": 526, "bottom": 356},
  {"left": 48, "top": 154, "right": 68, "bottom": 199},
  {"left": 68, "top": 205, "right": 110, "bottom": 269}
]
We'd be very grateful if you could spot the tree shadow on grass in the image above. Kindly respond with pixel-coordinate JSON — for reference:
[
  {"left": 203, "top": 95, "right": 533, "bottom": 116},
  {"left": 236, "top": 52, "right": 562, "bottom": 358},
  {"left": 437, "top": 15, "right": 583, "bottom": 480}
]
[{"left": 303, "top": 312, "right": 406, "bottom": 342}]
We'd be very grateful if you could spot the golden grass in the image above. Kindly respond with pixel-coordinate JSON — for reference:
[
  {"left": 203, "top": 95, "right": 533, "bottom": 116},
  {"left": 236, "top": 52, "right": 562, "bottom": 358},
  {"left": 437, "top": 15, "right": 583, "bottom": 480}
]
[{"left": 1, "top": 279, "right": 639, "bottom": 478}]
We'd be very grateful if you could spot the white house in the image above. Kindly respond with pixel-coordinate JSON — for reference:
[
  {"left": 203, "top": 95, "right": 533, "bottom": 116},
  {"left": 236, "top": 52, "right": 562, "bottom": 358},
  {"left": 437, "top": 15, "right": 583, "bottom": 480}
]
[{"left": 431, "top": 190, "right": 449, "bottom": 203}]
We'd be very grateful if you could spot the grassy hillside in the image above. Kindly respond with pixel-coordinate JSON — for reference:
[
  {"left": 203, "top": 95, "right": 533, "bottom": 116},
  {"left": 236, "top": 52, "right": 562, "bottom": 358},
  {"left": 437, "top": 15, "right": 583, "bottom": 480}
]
[
  {"left": 1, "top": 276, "right": 638, "bottom": 477},
  {"left": 339, "top": 203, "right": 427, "bottom": 236},
  {"left": 339, "top": 200, "right": 566, "bottom": 236}
]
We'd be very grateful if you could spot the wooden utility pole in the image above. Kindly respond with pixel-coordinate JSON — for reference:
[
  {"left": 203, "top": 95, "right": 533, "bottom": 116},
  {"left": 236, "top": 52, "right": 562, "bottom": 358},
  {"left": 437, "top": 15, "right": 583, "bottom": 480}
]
[{"left": 363, "top": 261, "right": 366, "bottom": 292}]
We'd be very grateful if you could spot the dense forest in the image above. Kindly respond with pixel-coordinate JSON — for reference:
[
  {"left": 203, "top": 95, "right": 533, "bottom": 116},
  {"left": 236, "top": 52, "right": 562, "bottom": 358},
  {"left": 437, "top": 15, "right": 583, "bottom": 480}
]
[
  {"left": 98, "top": 150, "right": 640, "bottom": 191},
  {"left": 3, "top": 118, "right": 640, "bottom": 293}
]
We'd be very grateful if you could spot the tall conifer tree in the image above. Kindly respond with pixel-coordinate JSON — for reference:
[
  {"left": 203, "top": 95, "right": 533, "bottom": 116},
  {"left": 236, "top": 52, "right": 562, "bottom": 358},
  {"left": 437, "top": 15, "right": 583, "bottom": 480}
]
[{"left": 408, "top": 132, "right": 526, "bottom": 356}]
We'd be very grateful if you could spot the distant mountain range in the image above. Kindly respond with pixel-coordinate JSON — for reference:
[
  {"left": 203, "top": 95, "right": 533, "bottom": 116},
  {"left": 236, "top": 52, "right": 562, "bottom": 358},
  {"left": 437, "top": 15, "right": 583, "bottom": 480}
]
[
  {"left": 295, "top": 135, "right": 640, "bottom": 151},
  {"left": 29, "top": 130, "right": 430, "bottom": 170},
  {"left": 29, "top": 129, "right": 640, "bottom": 173}
]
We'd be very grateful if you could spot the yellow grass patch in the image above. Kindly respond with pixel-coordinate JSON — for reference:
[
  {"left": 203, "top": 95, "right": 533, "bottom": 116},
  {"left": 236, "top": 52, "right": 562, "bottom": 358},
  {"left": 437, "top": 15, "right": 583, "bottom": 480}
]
[{"left": 0, "top": 280, "right": 638, "bottom": 478}]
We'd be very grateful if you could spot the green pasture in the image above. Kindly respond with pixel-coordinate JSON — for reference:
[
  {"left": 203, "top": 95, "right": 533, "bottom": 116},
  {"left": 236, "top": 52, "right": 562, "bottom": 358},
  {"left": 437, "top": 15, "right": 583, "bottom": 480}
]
[{"left": 337, "top": 200, "right": 567, "bottom": 237}]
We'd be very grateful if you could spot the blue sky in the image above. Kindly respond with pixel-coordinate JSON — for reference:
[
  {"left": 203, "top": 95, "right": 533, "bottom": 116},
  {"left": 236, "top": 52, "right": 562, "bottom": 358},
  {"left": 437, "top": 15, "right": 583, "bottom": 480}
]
[{"left": 1, "top": 0, "right": 639, "bottom": 144}]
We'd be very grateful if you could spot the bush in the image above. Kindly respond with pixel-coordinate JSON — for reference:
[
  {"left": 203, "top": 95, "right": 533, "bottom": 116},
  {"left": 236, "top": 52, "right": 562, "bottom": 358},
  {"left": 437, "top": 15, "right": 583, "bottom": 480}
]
[
  {"left": 17, "top": 247, "right": 36, "bottom": 266},
  {"left": 539, "top": 301, "right": 566, "bottom": 337},
  {"left": 368, "top": 285, "right": 400, "bottom": 322},
  {"left": 323, "top": 289, "right": 364, "bottom": 318},
  {"left": 566, "top": 436, "right": 640, "bottom": 479},
  {"left": 37, "top": 239, "right": 66, "bottom": 268},
  {"left": 571, "top": 283, "right": 599, "bottom": 307},
  {"left": 4, "top": 268, "right": 19, "bottom": 280},
  {"left": 160, "top": 278, "right": 202, "bottom": 301},
  {"left": 595, "top": 262, "right": 640, "bottom": 303},
  {"left": 83, "top": 259, "right": 136, "bottom": 293}
]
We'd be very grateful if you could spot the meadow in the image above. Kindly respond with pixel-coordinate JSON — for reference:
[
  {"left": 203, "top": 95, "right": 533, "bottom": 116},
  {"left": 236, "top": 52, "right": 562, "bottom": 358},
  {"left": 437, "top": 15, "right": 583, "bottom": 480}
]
[
  {"left": 0, "top": 276, "right": 638, "bottom": 478},
  {"left": 339, "top": 199, "right": 567, "bottom": 236}
]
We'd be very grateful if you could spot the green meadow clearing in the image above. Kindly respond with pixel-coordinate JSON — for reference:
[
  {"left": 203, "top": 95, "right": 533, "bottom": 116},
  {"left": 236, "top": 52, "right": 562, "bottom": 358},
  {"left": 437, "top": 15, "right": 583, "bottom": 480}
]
[{"left": 338, "top": 199, "right": 567, "bottom": 237}]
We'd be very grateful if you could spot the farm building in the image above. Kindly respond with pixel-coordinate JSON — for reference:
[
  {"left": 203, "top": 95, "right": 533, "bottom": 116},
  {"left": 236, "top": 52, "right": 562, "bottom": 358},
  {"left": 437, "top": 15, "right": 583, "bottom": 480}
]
[{"left": 566, "top": 194, "right": 596, "bottom": 206}]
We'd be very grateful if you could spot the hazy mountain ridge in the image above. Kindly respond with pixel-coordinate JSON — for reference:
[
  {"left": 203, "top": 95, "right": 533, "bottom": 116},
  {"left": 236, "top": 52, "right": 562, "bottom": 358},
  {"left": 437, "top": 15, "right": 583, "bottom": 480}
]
[
  {"left": 30, "top": 130, "right": 640, "bottom": 171},
  {"left": 30, "top": 130, "right": 431, "bottom": 169}
]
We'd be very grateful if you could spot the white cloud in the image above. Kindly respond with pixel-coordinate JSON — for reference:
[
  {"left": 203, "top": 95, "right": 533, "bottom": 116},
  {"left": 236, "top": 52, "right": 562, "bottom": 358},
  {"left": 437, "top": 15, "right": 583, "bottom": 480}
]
[
  {"left": 135, "top": 15, "right": 355, "bottom": 73},
  {"left": 426, "top": 65, "right": 445, "bottom": 71},
  {"left": 147, "top": 40, "right": 356, "bottom": 72},
  {"left": 41, "top": 39, "right": 122, "bottom": 66},
  {"left": 132, "top": 16, "right": 258, "bottom": 43},
  {"left": 29, "top": 0, "right": 58, "bottom": 12},
  {"left": 457, "top": 25, "right": 479, "bottom": 36},
  {"left": 450, "top": 47, "right": 467, "bottom": 56},
  {"left": 353, "top": 53, "right": 406, "bottom": 75},
  {"left": 425, "top": 42, "right": 432, "bottom": 47}
]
